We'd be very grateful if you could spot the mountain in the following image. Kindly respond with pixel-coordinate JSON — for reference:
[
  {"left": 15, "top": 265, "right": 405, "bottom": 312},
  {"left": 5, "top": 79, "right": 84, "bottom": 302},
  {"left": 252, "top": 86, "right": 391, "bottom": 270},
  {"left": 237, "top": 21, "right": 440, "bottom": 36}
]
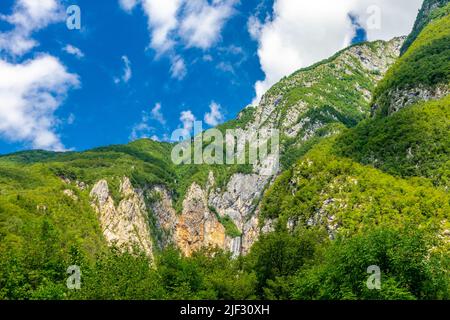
[
  {"left": 401, "top": 0, "right": 450, "bottom": 54},
  {"left": 0, "top": 38, "right": 403, "bottom": 259},
  {"left": 0, "top": 0, "right": 449, "bottom": 300},
  {"left": 373, "top": 1, "right": 449, "bottom": 116},
  {"left": 259, "top": 0, "right": 450, "bottom": 299}
]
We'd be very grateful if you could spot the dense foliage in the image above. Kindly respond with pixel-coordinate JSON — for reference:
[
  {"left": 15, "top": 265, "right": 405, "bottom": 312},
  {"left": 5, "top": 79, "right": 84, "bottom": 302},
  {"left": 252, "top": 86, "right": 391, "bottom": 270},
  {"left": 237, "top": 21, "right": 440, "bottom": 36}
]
[
  {"left": 2, "top": 223, "right": 447, "bottom": 300},
  {"left": 373, "top": 6, "right": 450, "bottom": 115},
  {"left": 335, "top": 95, "right": 450, "bottom": 186},
  {"left": 1, "top": 0, "right": 449, "bottom": 301}
]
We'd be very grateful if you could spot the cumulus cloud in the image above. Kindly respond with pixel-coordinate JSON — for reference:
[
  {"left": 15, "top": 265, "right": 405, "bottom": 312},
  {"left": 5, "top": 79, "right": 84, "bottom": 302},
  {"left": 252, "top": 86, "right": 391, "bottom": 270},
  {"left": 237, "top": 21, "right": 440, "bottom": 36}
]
[
  {"left": 179, "top": 0, "right": 238, "bottom": 49},
  {"left": 204, "top": 101, "right": 224, "bottom": 126},
  {"left": 130, "top": 111, "right": 154, "bottom": 140},
  {"left": 115, "top": 55, "right": 132, "bottom": 84},
  {"left": 0, "top": 0, "right": 64, "bottom": 56},
  {"left": 350, "top": 0, "right": 423, "bottom": 41},
  {"left": 249, "top": 0, "right": 423, "bottom": 104},
  {"left": 0, "top": 55, "right": 79, "bottom": 151},
  {"left": 131, "top": 103, "right": 168, "bottom": 140},
  {"left": 138, "top": 0, "right": 237, "bottom": 53},
  {"left": 150, "top": 102, "right": 166, "bottom": 125},
  {"left": 130, "top": 123, "right": 153, "bottom": 141},
  {"left": 63, "top": 44, "right": 85, "bottom": 59},
  {"left": 149, "top": 134, "right": 161, "bottom": 141},
  {"left": 141, "top": 0, "right": 182, "bottom": 54},
  {"left": 119, "top": 0, "right": 238, "bottom": 77},
  {"left": 0, "top": 1, "right": 79, "bottom": 151}
]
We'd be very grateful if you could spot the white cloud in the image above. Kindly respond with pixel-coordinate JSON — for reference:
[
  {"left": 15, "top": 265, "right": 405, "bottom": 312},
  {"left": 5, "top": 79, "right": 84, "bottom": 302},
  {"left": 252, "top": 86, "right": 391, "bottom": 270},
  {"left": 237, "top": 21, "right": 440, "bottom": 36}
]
[
  {"left": 130, "top": 111, "right": 154, "bottom": 140},
  {"left": 247, "top": 15, "right": 263, "bottom": 40},
  {"left": 119, "top": 0, "right": 139, "bottom": 12},
  {"left": 120, "top": 0, "right": 238, "bottom": 78},
  {"left": 203, "top": 54, "right": 213, "bottom": 62},
  {"left": 179, "top": 109, "right": 195, "bottom": 137},
  {"left": 130, "top": 103, "right": 167, "bottom": 140},
  {"left": 137, "top": 0, "right": 238, "bottom": 53},
  {"left": 151, "top": 102, "right": 166, "bottom": 125},
  {"left": 130, "top": 123, "right": 153, "bottom": 141},
  {"left": 179, "top": 0, "right": 238, "bottom": 49},
  {"left": 350, "top": 0, "right": 423, "bottom": 42},
  {"left": 204, "top": 101, "right": 224, "bottom": 126},
  {"left": 122, "top": 56, "right": 132, "bottom": 82},
  {"left": 63, "top": 44, "right": 85, "bottom": 59},
  {"left": 0, "top": 0, "right": 64, "bottom": 56},
  {"left": 115, "top": 55, "right": 132, "bottom": 84},
  {"left": 249, "top": 0, "right": 423, "bottom": 105},
  {"left": 216, "top": 61, "right": 234, "bottom": 74},
  {"left": 170, "top": 55, "right": 187, "bottom": 80},
  {"left": 150, "top": 134, "right": 160, "bottom": 141},
  {"left": 141, "top": 0, "right": 183, "bottom": 54},
  {"left": 0, "top": 55, "right": 79, "bottom": 151}
]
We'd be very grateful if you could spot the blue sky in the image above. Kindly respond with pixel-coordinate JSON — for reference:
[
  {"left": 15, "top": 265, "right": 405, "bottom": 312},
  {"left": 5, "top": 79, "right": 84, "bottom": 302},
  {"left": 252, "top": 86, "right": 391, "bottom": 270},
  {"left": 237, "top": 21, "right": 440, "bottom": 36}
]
[{"left": 0, "top": 0, "right": 423, "bottom": 154}]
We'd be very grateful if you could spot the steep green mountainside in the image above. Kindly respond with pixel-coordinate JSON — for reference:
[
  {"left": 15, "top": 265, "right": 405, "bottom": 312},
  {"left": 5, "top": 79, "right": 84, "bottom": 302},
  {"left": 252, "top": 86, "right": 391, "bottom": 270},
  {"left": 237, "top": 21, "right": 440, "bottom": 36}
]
[
  {"left": 243, "top": 38, "right": 403, "bottom": 169},
  {"left": 261, "top": 133, "right": 450, "bottom": 227},
  {"left": 401, "top": 0, "right": 450, "bottom": 54},
  {"left": 332, "top": 7, "right": 450, "bottom": 186},
  {"left": 335, "top": 96, "right": 450, "bottom": 186},
  {"left": 373, "top": 2, "right": 450, "bottom": 116},
  {"left": 256, "top": 1, "right": 450, "bottom": 299}
]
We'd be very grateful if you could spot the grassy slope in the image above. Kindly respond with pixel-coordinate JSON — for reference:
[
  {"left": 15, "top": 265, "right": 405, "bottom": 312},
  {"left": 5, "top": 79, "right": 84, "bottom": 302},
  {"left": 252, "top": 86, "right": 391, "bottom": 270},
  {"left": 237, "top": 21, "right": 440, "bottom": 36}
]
[
  {"left": 261, "top": 134, "right": 450, "bottom": 228},
  {"left": 401, "top": 0, "right": 450, "bottom": 54},
  {"left": 373, "top": 4, "right": 450, "bottom": 115}
]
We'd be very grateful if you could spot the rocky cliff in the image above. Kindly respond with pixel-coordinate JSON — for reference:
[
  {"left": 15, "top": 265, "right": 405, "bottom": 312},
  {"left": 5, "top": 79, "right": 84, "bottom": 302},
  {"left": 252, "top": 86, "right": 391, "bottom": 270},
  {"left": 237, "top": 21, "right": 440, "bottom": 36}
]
[{"left": 90, "top": 177, "right": 154, "bottom": 260}]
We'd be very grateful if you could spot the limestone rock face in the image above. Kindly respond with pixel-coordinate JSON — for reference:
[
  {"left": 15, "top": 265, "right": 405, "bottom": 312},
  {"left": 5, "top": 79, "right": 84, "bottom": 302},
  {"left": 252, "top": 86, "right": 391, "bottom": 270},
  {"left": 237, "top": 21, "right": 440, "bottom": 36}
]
[
  {"left": 246, "top": 37, "right": 404, "bottom": 140},
  {"left": 142, "top": 173, "right": 274, "bottom": 257},
  {"left": 176, "top": 183, "right": 226, "bottom": 256},
  {"left": 384, "top": 84, "right": 450, "bottom": 115},
  {"left": 90, "top": 177, "right": 153, "bottom": 260},
  {"left": 148, "top": 185, "right": 178, "bottom": 248},
  {"left": 209, "top": 174, "right": 268, "bottom": 230}
]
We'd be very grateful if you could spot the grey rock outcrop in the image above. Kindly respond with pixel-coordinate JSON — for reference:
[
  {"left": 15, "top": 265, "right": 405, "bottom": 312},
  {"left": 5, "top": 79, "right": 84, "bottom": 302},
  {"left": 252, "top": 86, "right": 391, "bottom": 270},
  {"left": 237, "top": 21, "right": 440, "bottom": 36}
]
[{"left": 90, "top": 177, "right": 154, "bottom": 260}]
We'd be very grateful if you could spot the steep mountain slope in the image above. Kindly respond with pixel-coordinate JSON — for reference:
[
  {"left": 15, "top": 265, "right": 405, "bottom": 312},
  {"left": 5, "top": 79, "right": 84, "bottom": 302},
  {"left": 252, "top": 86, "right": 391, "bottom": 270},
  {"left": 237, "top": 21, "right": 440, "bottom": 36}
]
[
  {"left": 335, "top": 96, "right": 450, "bottom": 186},
  {"left": 261, "top": 0, "right": 450, "bottom": 239},
  {"left": 334, "top": 2, "right": 450, "bottom": 187},
  {"left": 373, "top": 2, "right": 450, "bottom": 115},
  {"left": 257, "top": 0, "right": 450, "bottom": 299},
  {"left": 401, "top": 0, "right": 450, "bottom": 54},
  {"left": 240, "top": 38, "right": 403, "bottom": 169}
]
